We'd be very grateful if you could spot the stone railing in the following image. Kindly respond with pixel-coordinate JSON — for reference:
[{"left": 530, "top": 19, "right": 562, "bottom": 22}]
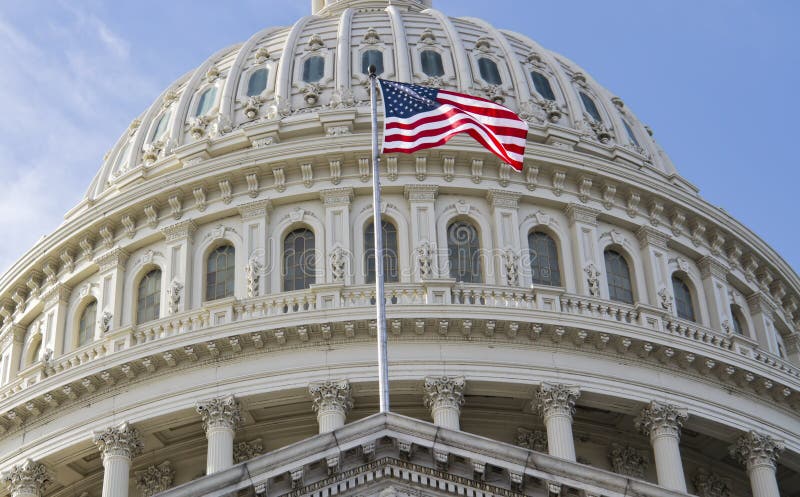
[{"left": 1, "top": 282, "right": 798, "bottom": 403}]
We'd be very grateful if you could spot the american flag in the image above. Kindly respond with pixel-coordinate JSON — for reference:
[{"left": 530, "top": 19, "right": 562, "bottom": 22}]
[{"left": 379, "top": 79, "right": 528, "bottom": 171}]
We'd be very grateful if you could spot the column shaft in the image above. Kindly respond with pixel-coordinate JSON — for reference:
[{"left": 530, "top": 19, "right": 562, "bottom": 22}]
[
  {"left": 650, "top": 431, "right": 687, "bottom": 492},
  {"left": 317, "top": 407, "right": 347, "bottom": 433},
  {"left": 431, "top": 403, "right": 461, "bottom": 430},
  {"left": 206, "top": 426, "right": 235, "bottom": 474},
  {"left": 543, "top": 413, "right": 576, "bottom": 460},
  {"left": 748, "top": 463, "right": 781, "bottom": 497},
  {"left": 101, "top": 454, "right": 131, "bottom": 497}
]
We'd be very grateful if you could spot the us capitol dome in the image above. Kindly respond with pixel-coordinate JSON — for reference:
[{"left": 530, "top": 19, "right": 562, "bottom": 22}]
[{"left": 0, "top": 1, "right": 798, "bottom": 496}]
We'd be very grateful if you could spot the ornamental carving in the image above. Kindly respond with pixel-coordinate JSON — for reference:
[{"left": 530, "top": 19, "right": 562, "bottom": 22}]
[
  {"left": 100, "top": 311, "right": 113, "bottom": 333},
  {"left": 167, "top": 280, "right": 183, "bottom": 314},
  {"left": 329, "top": 86, "right": 356, "bottom": 109},
  {"left": 729, "top": 431, "right": 784, "bottom": 469},
  {"left": 309, "top": 380, "right": 353, "bottom": 414},
  {"left": 93, "top": 422, "right": 144, "bottom": 459},
  {"left": 416, "top": 241, "right": 435, "bottom": 280},
  {"left": 135, "top": 461, "right": 174, "bottom": 497},
  {"left": 584, "top": 263, "right": 601, "bottom": 297},
  {"left": 693, "top": 468, "right": 730, "bottom": 497},
  {"left": 535, "top": 383, "right": 580, "bottom": 419},
  {"left": 244, "top": 96, "right": 263, "bottom": 120},
  {"left": 635, "top": 401, "right": 688, "bottom": 439},
  {"left": 234, "top": 438, "right": 264, "bottom": 463},
  {"left": 608, "top": 443, "right": 648, "bottom": 478},
  {"left": 502, "top": 250, "right": 520, "bottom": 286},
  {"left": 188, "top": 115, "right": 210, "bottom": 139},
  {"left": 196, "top": 395, "right": 242, "bottom": 432},
  {"left": 245, "top": 258, "right": 263, "bottom": 298},
  {"left": 329, "top": 247, "right": 347, "bottom": 283},
  {"left": 423, "top": 376, "right": 466, "bottom": 411},
  {"left": 1, "top": 459, "right": 50, "bottom": 496},
  {"left": 658, "top": 287, "right": 674, "bottom": 311},
  {"left": 516, "top": 428, "right": 548, "bottom": 452}
]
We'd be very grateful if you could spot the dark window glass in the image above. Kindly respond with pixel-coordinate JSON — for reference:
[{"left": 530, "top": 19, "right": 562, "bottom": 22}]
[
  {"left": 623, "top": 120, "right": 640, "bottom": 147},
  {"left": 137, "top": 269, "right": 162, "bottom": 324},
  {"left": 579, "top": 91, "right": 602, "bottom": 122},
  {"left": 604, "top": 250, "right": 633, "bottom": 304},
  {"left": 195, "top": 87, "right": 217, "bottom": 116},
  {"left": 78, "top": 300, "right": 97, "bottom": 346},
  {"left": 730, "top": 305, "right": 744, "bottom": 335},
  {"left": 247, "top": 68, "right": 268, "bottom": 96},
  {"left": 420, "top": 50, "right": 444, "bottom": 77},
  {"left": 531, "top": 71, "right": 555, "bottom": 101},
  {"left": 151, "top": 111, "right": 171, "bottom": 140},
  {"left": 672, "top": 275, "right": 696, "bottom": 321},
  {"left": 206, "top": 245, "right": 235, "bottom": 301},
  {"left": 30, "top": 341, "right": 41, "bottom": 365},
  {"left": 303, "top": 56, "right": 325, "bottom": 83},
  {"left": 365, "top": 220, "right": 399, "bottom": 283},
  {"left": 361, "top": 50, "right": 384, "bottom": 75},
  {"left": 529, "top": 231, "right": 561, "bottom": 286},
  {"left": 284, "top": 229, "right": 316, "bottom": 291},
  {"left": 447, "top": 221, "right": 482, "bottom": 283},
  {"left": 478, "top": 58, "right": 502, "bottom": 85}
]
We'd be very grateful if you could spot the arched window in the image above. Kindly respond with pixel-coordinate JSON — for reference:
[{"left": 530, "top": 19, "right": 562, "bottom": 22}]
[
  {"left": 672, "top": 275, "right": 695, "bottom": 321},
  {"left": 531, "top": 71, "right": 555, "bottom": 101},
  {"left": 151, "top": 111, "right": 171, "bottom": 141},
  {"left": 604, "top": 250, "right": 633, "bottom": 304},
  {"left": 365, "top": 220, "right": 399, "bottom": 283},
  {"left": 137, "top": 269, "right": 162, "bottom": 324},
  {"left": 303, "top": 56, "right": 324, "bottom": 83},
  {"left": 78, "top": 300, "right": 97, "bottom": 347},
  {"left": 361, "top": 50, "right": 384, "bottom": 75},
  {"left": 528, "top": 231, "right": 561, "bottom": 287},
  {"left": 622, "top": 120, "right": 640, "bottom": 148},
  {"left": 420, "top": 50, "right": 444, "bottom": 77},
  {"left": 284, "top": 229, "right": 316, "bottom": 291},
  {"left": 730, "top": 305, "right": 745, "bottom": 335},
  {"left": 195, "top": 87, "right": 217, "bottom": 117},
  {"left": 247, "top": 68, "right": 268, "bottom": 96},
  {"left": 478, "top": 58, "right": 502, "bottom": 85},
  {"left": 579, "top": 91, "right": 602, "bottom": 122},
  {"left": 447, "top": 220, "right": 482, "bottom": 283},
  {"left": 206, "top": 245, "right": 235, "bottom": 301}
]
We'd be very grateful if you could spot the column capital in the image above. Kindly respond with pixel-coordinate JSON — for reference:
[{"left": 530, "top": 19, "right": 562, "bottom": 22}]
[
  {"left": 134, "top": 461, "right": 174, "bottom": 497},
  {"left": 730, "top": 431, "right": 784, "bottom": 470},
  {"left": 609, "top": 443, "right": 649, "bottom": 479},
  {"left": 692, "top": 468, "right": 731, "bottom": 497},
  {"left": 160, "top": 219, "right": 197, "bottom": 243},
  {"left": 404, "top": 184, "right": 439, "bottom": 202},
  {"left": 94, "top": 248, "right": 129, "bottom": 273},
  {"left": 423, "top": 376, "right": 465, "bottom": 410},
  {"left": 486, "top": 189, "right": 521, "bottom": 209},
  {"left": 93, "top": 422, "right": 143, "bottom": 460},
  {"left": 196, "top": 395, "right": 242, "bottom": 432},
  {"left": 699, "top": 256, "right": 729, "bottom": 280},
  {"left": 636, "top": 225, "right": 669, "bottom": 249},
  {"left": 564, "top": 203, "right": 599, "bottom": 226},
  {"left": 309, "top": 380, "right": 353, "bottom": 414},
  {"left": 635, "top": 401, "right": 688, "bottom": 440},
  {"left": 41, "top": 283, "right": 72, "bottom": 306},
  {"left": 237, "top": 199, "right": 272, "bottom": 219},
  {"left": 535, "top": 383, "right": 580, "bottom": 419},
  {"left": 1, "top": 459, "right": 51, "bottom": 496},
  {"left": 319, "top": 187, "right": 354, "bottom": 206}
]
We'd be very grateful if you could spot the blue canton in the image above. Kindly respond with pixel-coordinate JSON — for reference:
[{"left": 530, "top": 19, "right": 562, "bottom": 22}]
[{"left": 380, "top": 80, "right": 440, "bottom": 118}]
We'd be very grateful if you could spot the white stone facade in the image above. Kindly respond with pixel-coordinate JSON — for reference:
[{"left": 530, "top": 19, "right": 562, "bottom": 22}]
[{"left": 0, "top": 1, "right": 798, "bottom": 496}]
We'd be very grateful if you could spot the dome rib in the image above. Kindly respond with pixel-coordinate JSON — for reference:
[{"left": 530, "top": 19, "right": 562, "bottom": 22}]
[
  {"left": 462, "top": 16, "right": 527, "bottom": 104},
  {"left": 424, "top": 8, "right": 472, "bottom": 91},
  {"left": 334, "top": 8, "right": 354, "bottom": 91},
  {"left": 386, "top": 5, "right": 412, "bottom": 82},
  {"left": 275, "top": 15, "right": 315, "bottom": 106}
]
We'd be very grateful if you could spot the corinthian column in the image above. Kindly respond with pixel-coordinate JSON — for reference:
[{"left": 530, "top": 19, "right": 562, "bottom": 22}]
[
  {"left": 309, "top": 380, "right": 353, "bottom": 433},
  {"left": 1, "top": 459, "right": 51, "bottom": 497},
  {"left": 423, "top": 376, "right": 465, "bottom": 430},
  {"left": 93, "top": 422, "right": 143, "bottom": 497},
  {"left": 635, "top": 401, "right": 688, "bottom": 492},
  {"left": 535, "top": 383, "right": 580, "bottom": 461},
  {"left": 730, "top": 431, "right": 784, "bottom": 497},
  {"left": 196, "top": 395, "right": 242, "bottom": 474}
]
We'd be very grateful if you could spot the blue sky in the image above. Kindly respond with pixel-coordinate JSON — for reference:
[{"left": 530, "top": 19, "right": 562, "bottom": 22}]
[{"left": 0, "top": 0, "right": 798, "bottom": 275}]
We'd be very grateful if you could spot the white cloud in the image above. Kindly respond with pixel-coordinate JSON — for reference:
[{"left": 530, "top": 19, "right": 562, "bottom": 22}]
[{"left": 0, "top": 5, "right": 158, "bottom": 275}]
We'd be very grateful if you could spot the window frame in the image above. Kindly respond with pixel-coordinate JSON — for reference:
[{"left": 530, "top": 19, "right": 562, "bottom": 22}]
[
  {"left": 579, "top": 91, "right": 603, "bottom": 122},
  {"left": 477, "top": 57, "right": 503, "bottom": 86},
  {"left": 530, "top": 70, "right": 556, "bottom": 101},
  {"left": 283, "top": 227, "right": 317, "bottom": 292},
  {"left": 246, "top": 67, "right": 269, "bottom": 97},
  {"left": 205, "top": 244, "right": 236, "bottom": 301},
  {"left": 672, "top": 274, "right": 696, "bottom": 322},
  {"left": 365, "top": 219, "right": 400, "bottom": 284},
  {"left": 528, "top": 230, "right": 562, "bottom": 287},
  {"left": 194, "top": 86, "right": 218, "bottom": 117},
  {"left": 419, "top": 50, "right": 445, "bottom": 78},
  {"left": 77, "top": 299, "right": 98, "bottom": 348},
  {"left": 136, "top": 268, "right": 162, "bottom": 325},
  {"left": 603, "top": 249, "right": 634, "bottom": 304},
  {"left": 446, "top": 219, "right": 483, "bottom": 284}
]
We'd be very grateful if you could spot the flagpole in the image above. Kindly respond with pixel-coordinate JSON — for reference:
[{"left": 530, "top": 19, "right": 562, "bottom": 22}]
[{"left": 369, "top": 65, "right": 390, "bottom": 413}]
